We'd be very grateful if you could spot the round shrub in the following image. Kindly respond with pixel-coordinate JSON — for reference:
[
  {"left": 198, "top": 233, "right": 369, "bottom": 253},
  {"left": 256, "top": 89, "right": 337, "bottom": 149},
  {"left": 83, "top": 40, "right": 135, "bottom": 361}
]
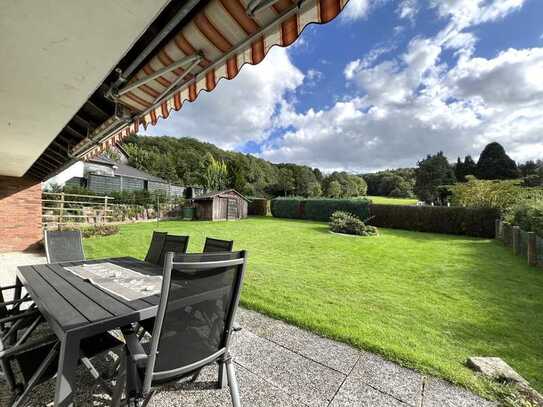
[{"left": 329, "top": 211, "right": 378, "bottom": 236}]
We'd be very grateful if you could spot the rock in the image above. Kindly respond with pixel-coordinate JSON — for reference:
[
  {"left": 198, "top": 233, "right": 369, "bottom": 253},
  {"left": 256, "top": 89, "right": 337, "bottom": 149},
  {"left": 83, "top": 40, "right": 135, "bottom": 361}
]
[{"left": 466, "top": 357, "right": 528, "bottom": 386}]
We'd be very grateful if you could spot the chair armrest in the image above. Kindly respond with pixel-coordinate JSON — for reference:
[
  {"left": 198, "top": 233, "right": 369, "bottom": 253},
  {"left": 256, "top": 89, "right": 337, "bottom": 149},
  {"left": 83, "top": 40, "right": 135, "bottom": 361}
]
[
  {"left": 0, "top": 298, "right": 32, "bottom": 307},
  {"left": 0, "top": 334, "right": 58, "bottom": 359},
  {"left": 0, "top": 308, "right": 40, "bottom": 325}
]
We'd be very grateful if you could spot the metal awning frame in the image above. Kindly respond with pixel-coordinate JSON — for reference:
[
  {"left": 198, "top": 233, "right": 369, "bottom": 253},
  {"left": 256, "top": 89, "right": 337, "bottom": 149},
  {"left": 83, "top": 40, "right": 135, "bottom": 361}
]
[{"left": 72, "top": 0, "right": 307, "bottom": 161}]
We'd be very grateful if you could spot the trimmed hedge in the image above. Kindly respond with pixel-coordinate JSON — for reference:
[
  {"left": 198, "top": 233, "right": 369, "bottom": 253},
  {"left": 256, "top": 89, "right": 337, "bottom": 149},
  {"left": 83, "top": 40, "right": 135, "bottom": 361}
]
[
  {"left": 248, "top": 198, "right": 268, "bottom": 216},
  {"left": 271, "top": 198, "right": 370, "bottom": 222},
  {"left": 368, "top": 204, "right": 499, "bottom": 238}
]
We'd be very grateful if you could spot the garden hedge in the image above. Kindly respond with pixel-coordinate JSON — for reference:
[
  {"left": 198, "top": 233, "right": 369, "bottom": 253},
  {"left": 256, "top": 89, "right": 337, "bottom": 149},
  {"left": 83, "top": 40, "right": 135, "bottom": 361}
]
[
  {"left": 248, "top": 198, "right": 268, "bottom": 216},
  {"left": 271, "top": 198, "right": 370, "bottom": 222},
  {"left": 368, "top": 204, "right": 499, "bottom": 238}
]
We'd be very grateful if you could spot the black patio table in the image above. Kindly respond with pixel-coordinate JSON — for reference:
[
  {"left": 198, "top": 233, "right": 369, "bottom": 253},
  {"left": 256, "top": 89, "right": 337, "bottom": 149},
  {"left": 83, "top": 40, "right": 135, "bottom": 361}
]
[{"left": 16, "top": 257, "right": 162, "bottom": 407}]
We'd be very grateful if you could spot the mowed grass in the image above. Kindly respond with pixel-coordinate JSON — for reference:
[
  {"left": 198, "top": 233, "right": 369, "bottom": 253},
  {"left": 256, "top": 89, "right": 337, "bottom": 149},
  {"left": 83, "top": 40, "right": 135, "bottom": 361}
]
[
  {"left": 367, "top": 195, "right": 418, "bottom": 205},
  {"left": 84, "top": 217, "right": 543, "bottom": 396}
]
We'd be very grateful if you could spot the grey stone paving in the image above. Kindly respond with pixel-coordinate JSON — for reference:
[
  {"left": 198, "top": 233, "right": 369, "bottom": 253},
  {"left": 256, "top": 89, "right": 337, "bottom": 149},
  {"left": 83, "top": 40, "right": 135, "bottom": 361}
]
[{"left": 0, "top": 252, "right": 498, "bottom": 406}]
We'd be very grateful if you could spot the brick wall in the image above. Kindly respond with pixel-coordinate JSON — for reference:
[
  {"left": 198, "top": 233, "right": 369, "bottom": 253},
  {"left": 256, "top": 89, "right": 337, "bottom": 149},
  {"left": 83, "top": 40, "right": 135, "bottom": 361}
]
[{"left": 0, "top": 176, "right": 43, "bottom": 252}]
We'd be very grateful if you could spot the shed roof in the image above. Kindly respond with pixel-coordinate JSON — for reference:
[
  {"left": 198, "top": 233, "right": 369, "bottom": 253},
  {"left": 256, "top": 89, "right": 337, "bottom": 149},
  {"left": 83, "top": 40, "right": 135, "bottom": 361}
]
[{"left": 192, "top": 189, "right": 249, "bottom": 201}]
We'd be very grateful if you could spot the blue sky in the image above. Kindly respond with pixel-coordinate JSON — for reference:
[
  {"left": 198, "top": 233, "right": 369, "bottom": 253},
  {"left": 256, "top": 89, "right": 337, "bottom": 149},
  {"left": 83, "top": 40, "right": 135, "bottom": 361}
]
[{"left": 145, "top": 0, "right": 543, "bottom": 172}]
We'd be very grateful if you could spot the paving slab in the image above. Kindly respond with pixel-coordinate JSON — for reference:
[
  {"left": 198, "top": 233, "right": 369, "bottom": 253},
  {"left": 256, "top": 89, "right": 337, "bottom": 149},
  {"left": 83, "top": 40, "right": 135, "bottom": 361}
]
[
  {"left": 232, "top": 329, "right": 346, "bottom": 406},
  {"left": 350, "top": 352, "right": 424, "bottom": 406},
  {"left": 423, "top": 378, "right": 497, "bottom": 407},
  {"left": 148, "top": 363, "right": 301, "bottom": 407},
  {"left": 236, "top": 308, "right": 360, "bottom": 374},
  {"left": 330, "top": 378, "right": 409, "bottom": 407}
]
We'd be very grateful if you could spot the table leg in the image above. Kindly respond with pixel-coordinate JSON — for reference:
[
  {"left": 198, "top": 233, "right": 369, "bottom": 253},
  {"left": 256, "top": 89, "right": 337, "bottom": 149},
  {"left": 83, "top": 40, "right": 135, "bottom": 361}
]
[
  {"left": 54, "top": 334, "right": 80, "bottom": 407},
  {"left": 12, "top": 277, "right": 23, "bottom": 311},
  {"left": 13, "top": 277, "right": 22, "bottom": 302}
]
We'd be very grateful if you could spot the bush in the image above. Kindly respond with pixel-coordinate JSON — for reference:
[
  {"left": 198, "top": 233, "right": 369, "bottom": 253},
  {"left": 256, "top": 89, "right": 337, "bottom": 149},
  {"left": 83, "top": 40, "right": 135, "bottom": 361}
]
[
  {"left": 368, "top": 204, "right": 499, "bottom": 238},
  {"left": 61, "top": 224, "right": 120, "bottom": 238},
  {"left": 248, "top": 198, "right": 268, "bottom": 216},
  {"left": 329, "top": 211, "right": 378, "bottom": 236},
  {"left": 505, "top": 200, "right": 543, "bottom": 237},
  {"left": 271, "top": 198, "right": 370, "bottom": 221}
]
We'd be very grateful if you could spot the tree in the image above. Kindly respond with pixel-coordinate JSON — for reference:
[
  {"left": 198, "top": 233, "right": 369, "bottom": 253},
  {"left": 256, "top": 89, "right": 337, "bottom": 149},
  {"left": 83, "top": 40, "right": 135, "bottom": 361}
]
[
  {"left": 326, "top": 180, "right": 342, "bottom": 198},
  {"left": 454, "top": 155, "right": 477, "bottom": 182},
  {"left": 227, "top": 159, "right": 247, "bottom": 193},
  {"left": 476, "top": 142, "right": 518, "bottom": 180},
  {"left": 201, "top": 153, "right": 228, "bottom": 191},
  {"left": 277, "top": 168, "right": 295, "bottom": 197},
  {"left": 414, "top": 152, "right": 456, "bottom": 203}
]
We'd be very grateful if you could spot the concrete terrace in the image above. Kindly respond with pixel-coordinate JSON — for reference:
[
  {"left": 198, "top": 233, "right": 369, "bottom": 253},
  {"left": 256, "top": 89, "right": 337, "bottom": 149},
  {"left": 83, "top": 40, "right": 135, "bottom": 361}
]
[{"left": 0, "top": 253, "right": 495, "bottom": 406}]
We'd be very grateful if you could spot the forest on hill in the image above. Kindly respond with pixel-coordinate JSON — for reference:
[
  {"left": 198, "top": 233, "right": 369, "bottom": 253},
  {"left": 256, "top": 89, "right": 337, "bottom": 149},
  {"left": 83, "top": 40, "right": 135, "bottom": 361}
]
[
  {"left": 121, "top": 135, "right": 367, "bottom": 198},
  {"left": 118, "top": 135, "right": 542, "bottom": 202}
]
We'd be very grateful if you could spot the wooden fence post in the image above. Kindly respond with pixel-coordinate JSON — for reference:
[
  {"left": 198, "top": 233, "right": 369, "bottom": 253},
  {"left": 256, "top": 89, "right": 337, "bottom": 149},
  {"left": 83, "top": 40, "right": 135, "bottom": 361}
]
[
  {"left": 512, "top": 226, "right": 521, "bottom": 256},
  {"left": 495, "top": 219, "right": 501, "bottom": 240},
  {"left": 59, "top": 192, "right": 65, "bottom": 228},
  {"left": 527, "top": 232, "right": 537, "bottom": 266},
  {"left": 104, "top": 197, "right": 109, "bottom": 225}
]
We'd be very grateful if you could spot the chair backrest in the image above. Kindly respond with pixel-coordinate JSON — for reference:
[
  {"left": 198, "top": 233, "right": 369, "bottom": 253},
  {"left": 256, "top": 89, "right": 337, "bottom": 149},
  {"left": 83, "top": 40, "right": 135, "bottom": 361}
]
[
  {"left": 143, "top": 251, "right": 247, "bottom": 392},
  {"left": 203, "top": 237, "right": 234, "bottom": 253},
  {"left": 44, "top": 230, "right": 85, "bottom": 264},
  {"left": 157, "top": 235, "right": 189, "bottom": 266},
  {"left": 144, "top": 231, "right": 167, "bottom": 264}
]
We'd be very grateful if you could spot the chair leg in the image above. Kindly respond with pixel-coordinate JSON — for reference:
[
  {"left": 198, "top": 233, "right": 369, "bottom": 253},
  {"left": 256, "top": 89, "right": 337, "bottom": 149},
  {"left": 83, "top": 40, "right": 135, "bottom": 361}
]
[
  {"left": 12, "top": 342, "right": 59, "bottom": 407},
  {"left": 226, "top": 359, "right": 241, "bottom": 407},
  {"left": 111, "top": 353, "right": 126, "bottom": 407},
  {"left": 218, "top": 361, "right": 227, "bottom": 389}
]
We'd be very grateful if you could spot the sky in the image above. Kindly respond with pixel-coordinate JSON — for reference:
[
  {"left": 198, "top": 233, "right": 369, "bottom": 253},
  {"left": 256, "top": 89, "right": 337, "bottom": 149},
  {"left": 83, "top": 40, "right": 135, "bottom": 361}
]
[{"left": 144, "top": 0, "right": 543, "bottom": 173}]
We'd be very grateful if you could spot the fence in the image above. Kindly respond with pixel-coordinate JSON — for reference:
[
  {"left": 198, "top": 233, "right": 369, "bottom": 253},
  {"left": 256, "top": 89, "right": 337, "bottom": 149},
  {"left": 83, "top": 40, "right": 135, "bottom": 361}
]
[
  {"left": 495, "top": 219, "right": 543, "bottom": 269},
  {"left": 43, "top": 192, "right": 183, "bottom": 229},
  {"left": 42, "top": 192, "right": 114, "bottom": 229}
]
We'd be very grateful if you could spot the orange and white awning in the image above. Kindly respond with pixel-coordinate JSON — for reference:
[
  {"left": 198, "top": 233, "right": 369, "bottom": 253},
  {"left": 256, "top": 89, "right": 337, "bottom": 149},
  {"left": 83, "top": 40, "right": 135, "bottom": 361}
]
[{"left": 78, "top": 0, "right": 350, "bottom": 160}]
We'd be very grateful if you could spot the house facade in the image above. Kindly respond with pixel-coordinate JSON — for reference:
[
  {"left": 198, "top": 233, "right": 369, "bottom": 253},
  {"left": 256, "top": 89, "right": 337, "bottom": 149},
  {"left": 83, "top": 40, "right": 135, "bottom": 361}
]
[{"left": 46, "top": 152, "right": 186, "bottom": 197}]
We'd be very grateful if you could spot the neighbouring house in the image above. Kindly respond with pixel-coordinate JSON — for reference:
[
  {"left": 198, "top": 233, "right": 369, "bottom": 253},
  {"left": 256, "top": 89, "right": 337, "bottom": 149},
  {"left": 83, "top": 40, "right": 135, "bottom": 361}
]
[
  {"left": 192, "top": 189, "right": 249, "bottom": 221},
  {"left": 45, "top": 146, "right": 187, "bottom": 197}
]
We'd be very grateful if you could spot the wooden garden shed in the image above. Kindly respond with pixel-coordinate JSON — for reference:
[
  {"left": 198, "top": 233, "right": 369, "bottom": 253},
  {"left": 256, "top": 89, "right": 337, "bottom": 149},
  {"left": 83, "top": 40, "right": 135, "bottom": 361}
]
[{"left": 192, "top": 189, "right": 249, "bottom": 221}]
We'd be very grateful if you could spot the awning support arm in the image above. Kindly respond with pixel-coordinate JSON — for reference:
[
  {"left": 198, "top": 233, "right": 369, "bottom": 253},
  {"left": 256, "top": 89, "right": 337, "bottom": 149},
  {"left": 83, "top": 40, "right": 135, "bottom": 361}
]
[
  {"left": 151, "top": 58, "right": 202, "bottom": 105},
  {"left": 246, "top": 0, "right": 282, "bottom": 16},
  {"left": 109, "top": 0, "right": 202, "bottom": 92},
  {"left": 116, "top": 53, "right": 203, "bottom": 97}
]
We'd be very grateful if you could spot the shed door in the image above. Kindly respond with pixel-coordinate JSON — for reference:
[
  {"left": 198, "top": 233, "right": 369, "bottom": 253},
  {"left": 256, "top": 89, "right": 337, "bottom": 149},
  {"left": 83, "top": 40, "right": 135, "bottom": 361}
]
[{"left": 227, "top": 198, "right": 238, "bottom": 220}]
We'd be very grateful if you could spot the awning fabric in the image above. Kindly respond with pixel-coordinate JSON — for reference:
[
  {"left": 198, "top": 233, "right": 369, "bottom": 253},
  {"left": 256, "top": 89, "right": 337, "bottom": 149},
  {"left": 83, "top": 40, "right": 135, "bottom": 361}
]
[{"left": 79, "top": 0, "right": 350, "bottom": 160}]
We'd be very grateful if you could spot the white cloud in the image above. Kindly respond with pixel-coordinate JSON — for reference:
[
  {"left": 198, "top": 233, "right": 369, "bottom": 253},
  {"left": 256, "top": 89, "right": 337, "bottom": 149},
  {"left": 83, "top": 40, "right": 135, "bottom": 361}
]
[
  {"left": 261, "top": 38, "right": 543, "bottom": 172},
  {"left": 431, "top": 0, "right": 525, "bottom": 28},
  {"left": 341, "top": 0, "right": 371, "bottom": 21},
  {"left": 143, "top": 47, "right": 303, "bottom": 150},
  {"left": 397, "top": 0, "right": 419, "bottom": 21}
]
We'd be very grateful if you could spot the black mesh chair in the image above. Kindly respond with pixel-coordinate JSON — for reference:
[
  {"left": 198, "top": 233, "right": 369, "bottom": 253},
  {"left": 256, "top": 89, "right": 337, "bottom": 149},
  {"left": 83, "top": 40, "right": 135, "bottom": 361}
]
[
  {"left": 203, "top": 237, "right": 234, "bottom": 253},
  {"left": 0, "top": 319, "right": 123, "bottom": 407},
  {"left": 144, "top": 231, "right": 167, "bottom": 265},
  {"left": 44, "top": 230, "right": 85, "bottom": 264},
  {"left": 117, "top": 251, "right": 247, "bottom": 407},
  {"left": 156, "top": 235, "right": 189, "bottom": 266}
]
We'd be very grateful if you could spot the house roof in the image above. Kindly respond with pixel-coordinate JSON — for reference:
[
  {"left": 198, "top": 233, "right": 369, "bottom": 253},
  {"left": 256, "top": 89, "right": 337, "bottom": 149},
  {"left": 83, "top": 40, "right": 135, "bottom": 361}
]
[
  {"left": 192, "top": 189, "right": 249, "bottom": 202},
  {"left": 89, "top": 155, "right": 168, "bottom": 183}
]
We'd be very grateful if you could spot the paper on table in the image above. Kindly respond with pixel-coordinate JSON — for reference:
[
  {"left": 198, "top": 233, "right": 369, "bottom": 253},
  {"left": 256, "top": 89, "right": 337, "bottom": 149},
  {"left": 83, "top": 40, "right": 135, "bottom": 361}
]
[{"left": 65, "top": 262, "right": 162, "bottom": 301}]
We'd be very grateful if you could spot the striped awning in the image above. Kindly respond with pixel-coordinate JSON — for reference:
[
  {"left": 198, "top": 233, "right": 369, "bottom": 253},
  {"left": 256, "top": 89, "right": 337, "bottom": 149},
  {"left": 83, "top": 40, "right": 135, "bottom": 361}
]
[{"left": 78, "top": 0, "right": 349, "bottom": 160}]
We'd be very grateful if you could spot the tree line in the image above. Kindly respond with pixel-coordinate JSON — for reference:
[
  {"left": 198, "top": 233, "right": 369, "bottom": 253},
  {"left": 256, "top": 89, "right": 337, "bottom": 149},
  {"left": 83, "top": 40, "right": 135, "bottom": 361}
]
[
  {"left": 118, "top": 135, "right": 541, "bottom": 203},
  {"left": 122, "top": 135, "right": 367, "bottom": 198}
]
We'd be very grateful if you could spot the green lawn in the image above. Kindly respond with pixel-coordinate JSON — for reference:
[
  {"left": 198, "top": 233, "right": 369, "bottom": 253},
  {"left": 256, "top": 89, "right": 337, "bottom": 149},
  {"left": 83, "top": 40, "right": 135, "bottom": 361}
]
[
  {"left": 84, "top": 217, "right": 543, "bottom": 397},
  {"left": 367, "top": 195, "right": 418, "bottom": 205}
]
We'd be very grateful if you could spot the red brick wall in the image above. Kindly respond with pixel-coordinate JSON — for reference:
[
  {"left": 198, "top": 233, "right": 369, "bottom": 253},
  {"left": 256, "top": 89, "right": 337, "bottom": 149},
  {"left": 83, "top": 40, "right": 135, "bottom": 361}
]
[{"left": 0, "top": 176, "right": 43, "bottom": 252}]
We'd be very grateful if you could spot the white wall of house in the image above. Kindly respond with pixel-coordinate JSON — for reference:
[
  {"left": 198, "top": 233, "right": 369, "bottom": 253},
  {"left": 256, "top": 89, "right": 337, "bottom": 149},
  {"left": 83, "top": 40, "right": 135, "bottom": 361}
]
[{"left": 43, "top": 161, "right": 85, "bottom": 189}]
